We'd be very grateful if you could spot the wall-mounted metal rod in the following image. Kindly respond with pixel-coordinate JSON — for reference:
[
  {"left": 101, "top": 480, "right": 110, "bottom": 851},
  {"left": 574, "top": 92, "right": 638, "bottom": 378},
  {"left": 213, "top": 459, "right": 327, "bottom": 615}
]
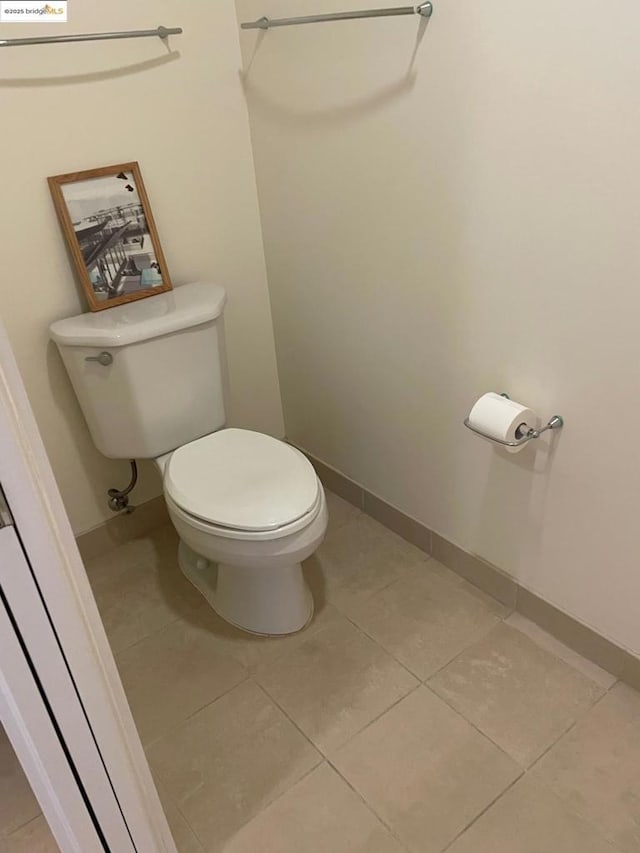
[
  {"left": 241, "top": 2, "right": 432, "bottom": 30},
  {"left": 464, "top": 414, "right": 564, "bottom": 448},
  {"left": 0, "top": 25, "right": 182, "bottom": 49}
]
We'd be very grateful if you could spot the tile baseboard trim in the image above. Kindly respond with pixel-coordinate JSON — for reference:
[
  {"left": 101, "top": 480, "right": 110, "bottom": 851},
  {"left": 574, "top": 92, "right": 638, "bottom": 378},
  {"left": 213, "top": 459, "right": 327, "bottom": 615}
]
[
  {"left": 300, "top": 446, "right": 640, "bottom": 691},
  {"left": 430, "top": 533, "right": 517, "bottom": 609},
  {"left": 517, "top": 587, "right": 640, "bottom": 691},
  {"left": 75, "top": 494, "right": 169, "bottom": 563},
  {"left": 303, "top": 451, "right": 432, "bottom": 555}
]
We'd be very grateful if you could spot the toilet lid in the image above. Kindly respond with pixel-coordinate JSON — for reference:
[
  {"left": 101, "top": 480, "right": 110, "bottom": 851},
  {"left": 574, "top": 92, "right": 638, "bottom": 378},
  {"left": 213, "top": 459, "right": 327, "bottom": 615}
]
[{"left": 164, "top": 429, "right": 320, "bottom": 531}]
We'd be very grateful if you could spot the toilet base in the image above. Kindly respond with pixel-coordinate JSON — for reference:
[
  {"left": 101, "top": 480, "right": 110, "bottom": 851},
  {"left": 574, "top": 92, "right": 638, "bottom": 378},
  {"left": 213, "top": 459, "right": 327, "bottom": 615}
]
[{"left": 178, "top": 542, "right": 314, "bottom": 636}]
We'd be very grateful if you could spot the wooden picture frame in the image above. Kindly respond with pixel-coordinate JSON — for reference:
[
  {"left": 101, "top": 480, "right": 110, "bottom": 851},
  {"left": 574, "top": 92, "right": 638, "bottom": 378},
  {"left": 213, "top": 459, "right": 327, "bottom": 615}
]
[{"left": 48, "top": 162, "right": 172, "bottom": 312}]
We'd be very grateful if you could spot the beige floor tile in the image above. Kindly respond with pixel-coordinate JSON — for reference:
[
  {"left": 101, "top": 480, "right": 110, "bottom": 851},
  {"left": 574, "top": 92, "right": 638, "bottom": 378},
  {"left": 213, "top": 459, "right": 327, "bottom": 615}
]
[
  {"left": 344, "top": 562, "right": 505, "bottom": 679},
  {"left": 87, "top": 528, "right": 203, "bottom": 654},
  {"left": 186, "top": 600, "right": 343, "bottom": 672},
  {"left": 5, "top": 816, "right": 59, "bottom": 853},
  {"left": 429, "top": 622, "right": 603, "bottom": 766},
  {"left": 447, "top": 774, "right": 619, "bottom": 853},
  {"left": 308, "top": 512, "right": 433, "bottom": 612},
  {"left": 333, "top": 687, "right": 520, "bottom": 853},
  {"left": 155, "top": 782, "right": 204, "bottom": 853},
  {"left": 506, "top": 612, "right": 617, "bottom": 690},
  {"left": 254, "top": 616, "right": 417, "bottom": 753},
  {"left": 148, "top": 680, "right": 321, "bottom": 852},
  {"left": 0, "top": 727, "right": 41, "bottom": 837},
  {"left": 224, "top": 763, "right": 404, "bottom": 853},
  {"left": 116, "top": 614, "right": 247, "bottom": 744},
  {"left": 84, "top": 523, "right": 176, "bottom": 574},
  {"left": 530, "top": 682, "right": 640, "bottom": 853},
  {"left": 325, "top": 490, "right": 362, "bottom": 529}
]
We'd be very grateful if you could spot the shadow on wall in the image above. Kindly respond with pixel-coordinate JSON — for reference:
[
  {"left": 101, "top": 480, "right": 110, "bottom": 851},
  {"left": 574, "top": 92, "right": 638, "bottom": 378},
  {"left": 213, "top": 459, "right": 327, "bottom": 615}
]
[
  {"left": 239, "top": 15, "right": 432, "bottom": 127},
  {"left": 470, "top": 427, "right": 563, "bottom": 583},
  {"left": 0, "top": 51, "right": 180, "bottom": 89}
]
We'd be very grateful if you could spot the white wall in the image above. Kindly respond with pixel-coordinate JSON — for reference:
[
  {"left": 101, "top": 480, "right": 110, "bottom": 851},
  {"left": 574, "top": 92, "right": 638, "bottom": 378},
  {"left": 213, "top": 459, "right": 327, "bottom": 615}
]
[
  {"left": 238, "top": 0, "right": 640, "bottom": 654},
  {"left": 0, "top": 1, "right": 284, "bottom": 534}
]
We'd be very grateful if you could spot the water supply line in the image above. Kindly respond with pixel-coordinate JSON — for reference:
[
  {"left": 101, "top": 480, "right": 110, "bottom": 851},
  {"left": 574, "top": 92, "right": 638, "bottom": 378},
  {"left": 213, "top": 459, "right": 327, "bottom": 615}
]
[{"left": 107, "top": 460, "right": 138, "bottom": 513}]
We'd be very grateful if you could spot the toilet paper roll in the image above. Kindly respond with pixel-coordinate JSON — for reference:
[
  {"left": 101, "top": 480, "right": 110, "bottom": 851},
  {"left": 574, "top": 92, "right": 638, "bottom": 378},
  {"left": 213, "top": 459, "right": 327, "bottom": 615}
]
[{"left": 467, "top": 393, "right": 535, "bottom": 452}]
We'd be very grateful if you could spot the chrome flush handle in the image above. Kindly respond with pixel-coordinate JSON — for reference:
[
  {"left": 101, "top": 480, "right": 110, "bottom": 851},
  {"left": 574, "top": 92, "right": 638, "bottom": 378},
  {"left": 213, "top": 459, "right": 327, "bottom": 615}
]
[{"left": 85, "top": 351, "right": 113, "bottom": 366}]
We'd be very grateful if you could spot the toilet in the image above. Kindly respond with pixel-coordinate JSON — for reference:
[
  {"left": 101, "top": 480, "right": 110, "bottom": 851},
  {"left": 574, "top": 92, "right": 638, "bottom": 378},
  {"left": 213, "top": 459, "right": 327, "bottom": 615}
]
[{"left": 49, "top": 282, "right": 328, "bottom": 635}]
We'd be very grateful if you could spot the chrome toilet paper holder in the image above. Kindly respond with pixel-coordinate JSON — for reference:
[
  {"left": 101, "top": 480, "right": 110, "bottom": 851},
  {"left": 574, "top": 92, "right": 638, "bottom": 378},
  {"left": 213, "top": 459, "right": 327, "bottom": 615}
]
[{"left": 464, "top": 394, "right": 564, "bottom": 447}]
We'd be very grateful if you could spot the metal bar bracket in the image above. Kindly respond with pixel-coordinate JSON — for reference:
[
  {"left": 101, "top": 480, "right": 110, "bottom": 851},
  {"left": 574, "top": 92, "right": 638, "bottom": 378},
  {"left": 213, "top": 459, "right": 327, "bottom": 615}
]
[
  {"left": 241, "top": 3, "right": 433, "bottom": 30},
  {"left": 0, "top": 25, "right": 182, "bottom": 49}
]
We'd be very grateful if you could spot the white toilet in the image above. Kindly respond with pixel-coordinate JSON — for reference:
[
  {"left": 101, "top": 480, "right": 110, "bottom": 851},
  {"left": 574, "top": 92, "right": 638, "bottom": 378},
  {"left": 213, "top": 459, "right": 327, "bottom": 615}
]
[{"left": 49, "top": 282, "right": 328, "bottom": 635}]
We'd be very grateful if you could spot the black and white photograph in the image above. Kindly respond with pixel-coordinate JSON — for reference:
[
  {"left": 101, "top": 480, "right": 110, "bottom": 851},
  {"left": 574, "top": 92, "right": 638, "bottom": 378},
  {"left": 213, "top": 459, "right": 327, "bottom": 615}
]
[{"left": 48, "top": 162, "right": 172, "bottom": 311}]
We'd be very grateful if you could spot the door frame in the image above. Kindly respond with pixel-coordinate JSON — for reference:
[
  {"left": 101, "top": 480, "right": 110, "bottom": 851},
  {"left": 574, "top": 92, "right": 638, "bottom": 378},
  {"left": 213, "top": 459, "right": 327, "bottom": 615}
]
[
  {"left": 0, "top": 319, "right": 176, "bottom": 852},
  {"left": 0, "top": 543, "right": 106, "bottom": 852}
]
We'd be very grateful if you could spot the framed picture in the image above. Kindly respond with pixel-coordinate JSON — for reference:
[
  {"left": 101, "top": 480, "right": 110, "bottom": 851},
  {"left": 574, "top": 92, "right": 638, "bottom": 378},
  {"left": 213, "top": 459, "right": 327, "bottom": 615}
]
[{"left": 48, "top": 162, "right": 172, "bottom": 312}]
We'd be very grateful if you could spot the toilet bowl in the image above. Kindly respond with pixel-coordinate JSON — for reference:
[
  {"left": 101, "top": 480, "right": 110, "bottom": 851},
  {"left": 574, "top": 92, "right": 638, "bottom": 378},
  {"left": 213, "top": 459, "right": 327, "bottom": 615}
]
[
  {"left": 49, "top": 282, "right": 328, "bottom": 636},
  {"left": 157, "top": 428, "right": 328, "bottom": 635}
]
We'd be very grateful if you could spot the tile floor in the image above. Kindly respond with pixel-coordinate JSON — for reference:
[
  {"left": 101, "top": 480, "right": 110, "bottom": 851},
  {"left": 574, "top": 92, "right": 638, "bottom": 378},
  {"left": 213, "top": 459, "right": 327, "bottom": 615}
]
[
  {"left": 84, "top": 491, "right": 640, "bottom": 853},
  {"left": 0, "top": 724, "right": 59, "bottom": 852}
]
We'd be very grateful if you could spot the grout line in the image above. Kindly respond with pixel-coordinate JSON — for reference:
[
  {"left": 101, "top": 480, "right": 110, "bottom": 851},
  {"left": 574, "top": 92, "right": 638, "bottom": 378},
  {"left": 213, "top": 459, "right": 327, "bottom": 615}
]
[
  {"left": 246, "top": 606, "right": 425, "bottom": 761},
  {"left": 519, "top": 756, "right": 631, "bottom": 853},
  {"left": 141, "top": 673, "right": 252, "bottom": 753},
  {"left": 209, "top": 756, "right": 330, "bottom": 845},
  {"left": 335, "top": 607, "right": 424, "bottom": 681},
  {"left": 323, "top": 753, "right": 413, "bottom": 852},
  {"left": 440, "top": 770, "right": 525, "bottom": 852},
  {"left": 3, "top": 813, "right": 53, "bottom": 844},
  {"left": 422, "top": 680, "right": 523, "bottom": 769},
  {"left": 150, "top": 679, "right": 325, "bottom": 850},
  {"left": 262, "top": 601, "right": 420, "bottom": 846},
  {"left": 503, "top": 614, "right": 618, "bottom": 690},
  {"left": 243, "top": 611, "right": 336, "bottom": 677},
  {"left": 426, "top": 651, "right": 612, "bottom": 778},
  {"left": 150, "top": 679, "right": 324, "bottom": 852},
  {"left": 423, "top": 617, "right": 613, "bottom": 770},
  {"left": 250, "top": 678, "right": 325, "bottom": 760},
  {"left": 253, "top": 646, "right": 421, "bottom": 761},
  {"left": 524, "top": 684, "right": 614, "bottom": 776},
  {"left": 153, "top": 781, "right": 205, "bottom": 850},
  {"left": 323, "top": 468, "right": 640, "bottom": 691},
  {"left": 422, "top": 618, "right": 505, "bottom": 684},
  {"left": 180, "top": 672, "right": 252, "bottom": 726},
  {"left": 331, "top": 566, "right": 508, "bottom": 686},
  {"left": 328, "top": 681, "right": 423, "bottom": 757},
  {"left": 0, "top": 811, "right": 46, "bottom": 839},
  {"left": 96, "top": 507, "right": 632, "bottom": 851},
  {"left": 111, "top": 612, "right": 184, "bottom": 660}
]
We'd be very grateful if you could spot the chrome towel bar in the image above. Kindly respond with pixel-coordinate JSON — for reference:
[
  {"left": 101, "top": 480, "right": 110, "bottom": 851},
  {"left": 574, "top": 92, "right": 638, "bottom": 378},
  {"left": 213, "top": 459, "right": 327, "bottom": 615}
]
[
  {"left": 241, "top": 2, "right": 433, "bottom": 30},
  {"left": 0, "top": 25, "right": 182, "bottom": 48}
]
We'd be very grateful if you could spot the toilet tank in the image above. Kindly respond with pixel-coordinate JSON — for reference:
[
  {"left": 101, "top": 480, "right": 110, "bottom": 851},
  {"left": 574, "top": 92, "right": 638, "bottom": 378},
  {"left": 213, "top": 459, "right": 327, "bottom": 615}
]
[{"left": 49, "top": 282, "right": 228, "bottom": 459}]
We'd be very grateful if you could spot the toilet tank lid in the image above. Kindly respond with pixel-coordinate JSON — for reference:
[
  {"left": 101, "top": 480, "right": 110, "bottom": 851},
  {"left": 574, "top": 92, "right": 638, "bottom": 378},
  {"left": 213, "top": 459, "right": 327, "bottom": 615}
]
[{"left": 49, "top": 282, "right": 226, "bottom": 348}]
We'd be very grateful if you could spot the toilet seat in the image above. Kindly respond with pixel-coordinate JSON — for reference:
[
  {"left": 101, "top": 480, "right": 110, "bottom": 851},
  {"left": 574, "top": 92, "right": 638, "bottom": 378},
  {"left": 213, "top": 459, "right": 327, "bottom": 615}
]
[
  {"left": 164, "top": 428, "right": 320, "bottom": 534},
  {"left": 165, "top": 488, "right": 324, "bottom": 542}
]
